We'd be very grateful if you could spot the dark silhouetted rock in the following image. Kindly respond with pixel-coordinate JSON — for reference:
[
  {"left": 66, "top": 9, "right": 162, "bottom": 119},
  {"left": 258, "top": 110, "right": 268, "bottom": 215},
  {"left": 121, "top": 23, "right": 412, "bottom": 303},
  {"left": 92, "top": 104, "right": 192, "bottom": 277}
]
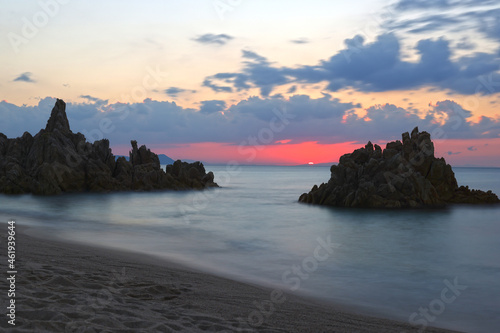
[
  {"left": 299, "top": 127, "right": 499, "bottom": 208},
  {"left": 0, "top": 99, "right": 218, "bottom": 195},
  {"left": 45, "top": 98, "right": 71, "bottom": 133}
]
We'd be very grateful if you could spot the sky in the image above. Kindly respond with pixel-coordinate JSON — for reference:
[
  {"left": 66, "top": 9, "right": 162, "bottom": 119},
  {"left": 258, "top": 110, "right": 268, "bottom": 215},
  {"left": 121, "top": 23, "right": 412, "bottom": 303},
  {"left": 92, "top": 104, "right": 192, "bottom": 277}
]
[{"left": 1, "top": 0, "right": 500, "bottom": 166}]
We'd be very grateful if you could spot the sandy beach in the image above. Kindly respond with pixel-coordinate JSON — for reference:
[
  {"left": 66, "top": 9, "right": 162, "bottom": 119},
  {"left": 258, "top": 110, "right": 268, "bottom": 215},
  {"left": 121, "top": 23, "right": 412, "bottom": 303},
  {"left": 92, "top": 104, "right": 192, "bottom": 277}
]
[{"left": 0, "top": 227, "right": 461, "bottom": 333}]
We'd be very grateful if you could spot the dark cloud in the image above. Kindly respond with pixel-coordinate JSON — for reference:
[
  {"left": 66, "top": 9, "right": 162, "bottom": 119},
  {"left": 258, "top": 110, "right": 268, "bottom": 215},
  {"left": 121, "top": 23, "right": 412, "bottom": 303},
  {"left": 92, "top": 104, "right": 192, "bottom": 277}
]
[
  {"left": 447, "top": 151, "right": 462, "bottom": 155},
  {"left": 287, "top": 86, "right": 297, "bottom": 94},
  {"left": 388, "top": 1, "right": 500, "bottom": 43},
  {"left": 432, "top": 100, "right": 472, "bottom": 119},
  {"left": 164, "top": 87, "right": 197, "bottom": 97},
  {"left": 383, "top": 14, "right": 460, "bottom": 35},
  {"left": 80, "top": 95, "right": 102, "bottom": 102},
  {"left": 342, "top": 100, "right": 500, "bottom": 144},
  {"left": 394, "top": 0, "right": 450, "bottom": 11},
  {"left": 242, "top": 50, "right": 268, "bottom": 62},
  {"left": 290, "top": 38, "right": 310, "bottom": 44},
  {"left": 479, "top": 10, "right": 500, "bottom": 41},
  {"left": 407, "top": 19, "right": 459, "bottom": 34},
  {"left": 202, "top": 76, "right": 236, "bottom": 93},
  {"left": 1, "top": 97, "right": 499, "bottom": 148},
  {"left": 467, "top": 146, "right": 478, "bottom": 151},
  {"left": 199, "top": 100, "right": 226, "bottom": 114},
  {"left": 165, "top": 87, "right": 185, "bottom": 97},
  {"left": 0, "top": 97, "right": 55, "bottom": 135},
  {"left": 455, "top": 37, "right": 477, "bottom": 50},
  {"left": 203, "top": 50, "right": 290, "bottom": 96},
  {"left": 203, "top": 33, "right": 500, "bottom": 97},
  {"left": 458, "top": 52, "right": 499, "bottom": 78},
  {"left": 394, "top": 0, "right": 497, "bottom": 11},
  {"left": 13, "top": 72, "right": 35, "bottom": 83},
  {"left": 229, "top": 94, "right": 358, "bottom": 123},
  {"left": 193, "top": 33, "right": 233, "bottom": 45}
]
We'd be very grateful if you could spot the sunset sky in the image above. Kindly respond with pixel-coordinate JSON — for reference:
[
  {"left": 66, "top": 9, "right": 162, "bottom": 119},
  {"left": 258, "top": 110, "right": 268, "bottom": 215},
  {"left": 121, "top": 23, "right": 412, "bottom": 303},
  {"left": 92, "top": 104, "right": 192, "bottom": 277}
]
[{"left": 1, "top": 0, "right": 500, "bottom": 166}]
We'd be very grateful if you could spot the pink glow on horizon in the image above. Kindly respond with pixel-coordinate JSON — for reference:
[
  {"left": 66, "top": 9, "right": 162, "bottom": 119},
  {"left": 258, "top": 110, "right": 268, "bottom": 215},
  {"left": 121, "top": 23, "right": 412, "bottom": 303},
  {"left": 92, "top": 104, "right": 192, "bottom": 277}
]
[
  {"left": 112, "top": 138, "right": 500, "bottom": 167},
  {"left": 433, "top": 138, "right": 500, "bottom": 167},
  {"left": 114, "top": 141, "right": 360, "bottom": 165}
]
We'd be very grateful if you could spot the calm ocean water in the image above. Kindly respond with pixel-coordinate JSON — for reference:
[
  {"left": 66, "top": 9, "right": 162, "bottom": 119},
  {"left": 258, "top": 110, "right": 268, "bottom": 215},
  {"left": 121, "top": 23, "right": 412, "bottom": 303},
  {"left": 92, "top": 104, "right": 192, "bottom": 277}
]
[{"left": 1, "top": 166, "right": 499, "bottom": 333}]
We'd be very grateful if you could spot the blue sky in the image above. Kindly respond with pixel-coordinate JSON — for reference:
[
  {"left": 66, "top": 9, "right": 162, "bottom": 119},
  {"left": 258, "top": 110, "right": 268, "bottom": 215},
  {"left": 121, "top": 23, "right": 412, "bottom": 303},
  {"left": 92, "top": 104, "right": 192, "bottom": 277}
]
[{"left": 1, "top": 0, "right": 500, "bottom": 165}]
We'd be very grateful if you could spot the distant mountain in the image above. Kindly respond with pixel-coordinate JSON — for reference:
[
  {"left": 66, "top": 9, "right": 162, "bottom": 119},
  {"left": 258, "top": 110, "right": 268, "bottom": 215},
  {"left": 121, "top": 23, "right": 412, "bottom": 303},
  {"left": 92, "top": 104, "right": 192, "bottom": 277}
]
[
  {"left": 115, "top": 154, "right": 175, "bottom": 165},
  {"left": 158, "top": 154, "right": 175, "bottom": 165},
  {"left": 115, "top": 155, "right": 129, "bottom": 161}
]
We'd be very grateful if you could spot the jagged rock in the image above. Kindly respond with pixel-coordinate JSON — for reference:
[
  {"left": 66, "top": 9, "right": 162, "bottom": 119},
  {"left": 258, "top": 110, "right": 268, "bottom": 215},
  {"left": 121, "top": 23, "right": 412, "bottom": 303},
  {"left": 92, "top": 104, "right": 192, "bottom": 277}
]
[
  {"left": 299, "top": 127, "right": 499, "bottom": 208},
  {"left": 45, "top": 99, "right": 71, "bottom": 133},
  {"left": 0, "top": 99, "right": 218, "bottom": 195}
]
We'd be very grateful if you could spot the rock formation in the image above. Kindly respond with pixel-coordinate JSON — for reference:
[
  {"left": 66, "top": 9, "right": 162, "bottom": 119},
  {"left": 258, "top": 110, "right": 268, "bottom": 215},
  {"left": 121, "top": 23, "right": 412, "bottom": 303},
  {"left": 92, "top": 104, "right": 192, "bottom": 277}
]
[
  {"left": 299, "top": 127, "right": 499, "bottom": 208},
  {"left": 0, "top": 99, "right": 218, "bottom": 195}
]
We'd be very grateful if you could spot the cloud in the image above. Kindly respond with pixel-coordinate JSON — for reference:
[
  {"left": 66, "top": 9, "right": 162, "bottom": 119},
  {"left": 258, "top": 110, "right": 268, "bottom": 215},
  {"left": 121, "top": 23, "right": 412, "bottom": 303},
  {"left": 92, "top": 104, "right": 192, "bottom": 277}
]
[
  {"left": 388, "top": 1, "right": 500, "bottom": 43},
  {"left": 447, "top": 151, "right": 462, "bottom": 155},
  {"left": 199, "top": 100, "right": 226, "bottom": 114},
  {"left": 467, "top": 146, "right": 478, "bottom": 151},
  {"left": 1, "top": 97, "right": 499, "bottom": 149},
  {"left": 431, "top": 100, "right": 472, "bottom": 119},
  {"left": 229, "top": 93, "right": 358, "bottom": 123},
  {"left": 0, "top": 95, "right": 356, "bottom": 145},
  {"left": 165, "top": 87, "right": 185, "bottom": 97},
  {"left": 394, "top": 0, "right": 449, "bottom": 11},
  {"left": 407, "top": 18, "right": 460, "bottom": 34},
  {"left": 479, "top": 9, "right": 500, "bottom": 41},
  {"left": 290, "top": 38, "right": 310, "bottom": 44},
  {"left": 0, "top": 97, "right": 56, "bottom": 135},
  {"left": 242, "top": 50, "right": 267, "bottom": 62},
  {"left": 13, "top": 72, "right": 35, "bottom": 83},
  {"left": 394, "top": 0, "right": 497, "bottom": 11},
  {"left": 342, "top": 99, "right": 500, "bottom": 143},
  {"left": 203, "top": 50, "right": 290, "bottom": 96},
  {"left": 455, "top": 37, "right": 476, "bottom": 50},
  {"left": 193, "top": 33, "right": 233, "bottom": 45},
  {"left": 287, "top": 86, "right": 297, "bottom": 94},
  {"left": 203, "top": 33, "right": 500, "bottom": 97},
  {"left": 80, "top": 95, "right": 102, "bottom": 103},
  {"left": 164, "top": 87, "right": 196, "bottom": 97}
]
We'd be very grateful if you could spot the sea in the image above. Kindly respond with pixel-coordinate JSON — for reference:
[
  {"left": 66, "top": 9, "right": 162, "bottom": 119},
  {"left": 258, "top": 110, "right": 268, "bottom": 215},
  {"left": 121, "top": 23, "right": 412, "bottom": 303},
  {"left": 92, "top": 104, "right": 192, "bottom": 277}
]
[{"left": 1, "top": 166, "right": 499, "bottom": 333}]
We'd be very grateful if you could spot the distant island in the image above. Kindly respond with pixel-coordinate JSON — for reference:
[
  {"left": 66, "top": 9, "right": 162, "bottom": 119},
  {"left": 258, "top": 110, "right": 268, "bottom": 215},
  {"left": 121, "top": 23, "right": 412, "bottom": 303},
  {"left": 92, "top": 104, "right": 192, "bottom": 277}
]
[
  {"left": 0, "top": 99, "right": 218, "bottom": 195},
  {"left": 115, "top": 154, "right": 175, "bottom": 165},
  {"left": 299, "top": 127, "right": 499, "bottom": 208}
]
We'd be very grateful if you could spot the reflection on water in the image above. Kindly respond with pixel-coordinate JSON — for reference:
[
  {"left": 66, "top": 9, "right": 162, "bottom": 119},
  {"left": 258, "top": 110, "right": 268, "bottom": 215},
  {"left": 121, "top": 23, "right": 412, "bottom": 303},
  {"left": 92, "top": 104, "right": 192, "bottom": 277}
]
[{"left": 1, "top": 166, "right": 499, "bottom": 333}]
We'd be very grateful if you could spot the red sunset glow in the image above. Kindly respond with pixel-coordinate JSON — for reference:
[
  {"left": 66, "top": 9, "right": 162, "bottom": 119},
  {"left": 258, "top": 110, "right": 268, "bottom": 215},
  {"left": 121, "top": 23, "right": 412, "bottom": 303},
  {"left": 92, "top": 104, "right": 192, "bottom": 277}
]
[{"left": 113, "top": 138, "right": 500, "bottom": 167}]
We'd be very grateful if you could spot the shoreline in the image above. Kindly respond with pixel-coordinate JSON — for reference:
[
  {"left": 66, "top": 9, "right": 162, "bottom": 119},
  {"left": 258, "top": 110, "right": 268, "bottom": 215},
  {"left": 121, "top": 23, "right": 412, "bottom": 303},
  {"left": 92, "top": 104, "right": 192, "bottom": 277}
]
[{"left": 0, "top": 225, "right": 461, "bottom": 332}]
